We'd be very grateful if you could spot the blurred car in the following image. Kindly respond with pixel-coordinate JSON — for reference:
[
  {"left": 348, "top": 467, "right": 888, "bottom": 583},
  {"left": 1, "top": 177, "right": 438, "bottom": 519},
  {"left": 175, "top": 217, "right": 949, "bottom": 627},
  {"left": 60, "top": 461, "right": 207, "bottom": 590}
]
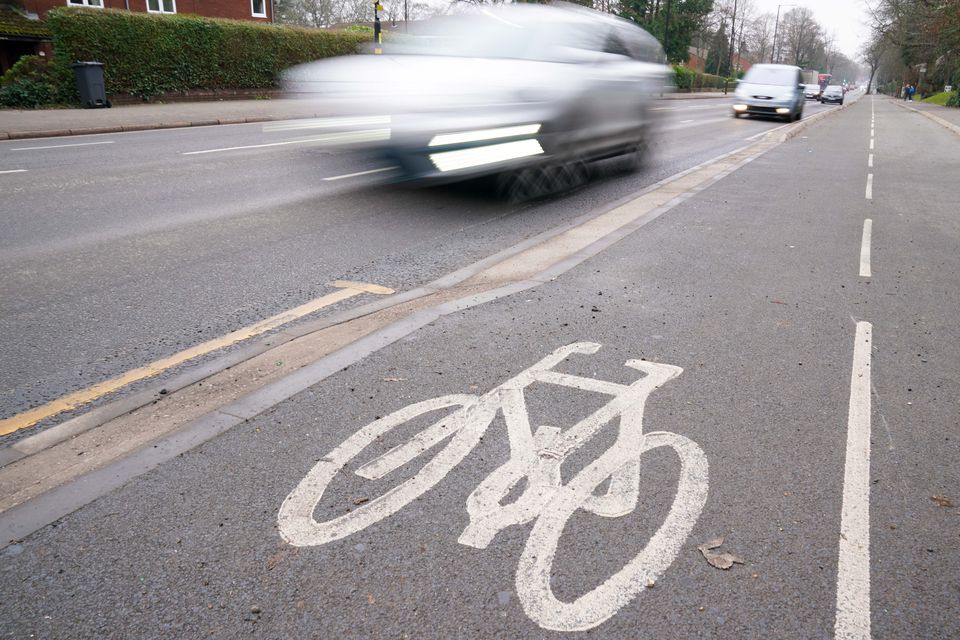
[
  {"left": 731, "top": 64, "right": 805, "bottom": 121},
  {"left": 821, "top": 85, "right": 844, "bottom": 104},
  {"left": 803, "top": 83, "right": 822, "bottom": 100},
  {"left": 279, "top": 4, "right": 670, "bottom": 199}
]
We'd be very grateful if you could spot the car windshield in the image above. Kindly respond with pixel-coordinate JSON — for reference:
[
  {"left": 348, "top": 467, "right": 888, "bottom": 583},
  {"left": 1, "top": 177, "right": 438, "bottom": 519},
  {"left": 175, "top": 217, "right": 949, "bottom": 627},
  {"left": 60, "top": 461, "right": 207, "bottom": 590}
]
[
  {"left": 826, "top": 86, "right": 842, "bottom": 92},
  {"left": 742, "top": 66, "right": 796, "bottom": 86}
]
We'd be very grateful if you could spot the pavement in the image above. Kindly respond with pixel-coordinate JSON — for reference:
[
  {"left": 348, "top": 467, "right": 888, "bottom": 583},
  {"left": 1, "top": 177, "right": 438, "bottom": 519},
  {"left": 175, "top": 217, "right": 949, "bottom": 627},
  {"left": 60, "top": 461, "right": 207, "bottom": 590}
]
[
  {"left": 0, "top": 92, "right": 731, "bottom": 140},
  {"left": 1, "top": 93, "right": 958, "bottom": 638},
  {"left": 889, "top": 96, "right": 960, "bottom": 135}
]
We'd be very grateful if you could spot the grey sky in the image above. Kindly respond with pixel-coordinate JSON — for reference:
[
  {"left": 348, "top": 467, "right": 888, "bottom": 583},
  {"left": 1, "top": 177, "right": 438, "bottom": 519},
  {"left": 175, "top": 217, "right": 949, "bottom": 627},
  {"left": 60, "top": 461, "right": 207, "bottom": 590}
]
[{"left": 748, "top": 0, "right": 872, "bottom": 59}]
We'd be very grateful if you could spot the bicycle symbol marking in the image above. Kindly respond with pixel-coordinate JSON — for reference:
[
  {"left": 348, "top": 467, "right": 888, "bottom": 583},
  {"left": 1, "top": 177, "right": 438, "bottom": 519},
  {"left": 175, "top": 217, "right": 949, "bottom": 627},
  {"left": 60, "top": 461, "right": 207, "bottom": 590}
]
[{"left": 278, "top": 342, "right": 709, "bottom": 632}]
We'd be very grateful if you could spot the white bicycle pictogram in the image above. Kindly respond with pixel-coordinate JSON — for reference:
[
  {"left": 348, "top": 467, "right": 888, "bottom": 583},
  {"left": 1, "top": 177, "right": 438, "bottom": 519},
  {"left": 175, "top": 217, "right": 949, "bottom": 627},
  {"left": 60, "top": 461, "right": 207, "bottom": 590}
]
[{"left": 278, "top": 342, "right": 709, "bottom": 632}]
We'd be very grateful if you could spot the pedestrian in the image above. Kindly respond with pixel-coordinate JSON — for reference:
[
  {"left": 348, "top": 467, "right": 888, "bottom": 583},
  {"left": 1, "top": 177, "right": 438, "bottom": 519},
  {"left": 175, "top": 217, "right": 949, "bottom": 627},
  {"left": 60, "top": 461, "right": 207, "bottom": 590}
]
[
  {"left": 901, "top": 84, "right": 908, "bottom": 100},
  {"left": 908, "top": 84, "right": 916, "bottom": 101}
]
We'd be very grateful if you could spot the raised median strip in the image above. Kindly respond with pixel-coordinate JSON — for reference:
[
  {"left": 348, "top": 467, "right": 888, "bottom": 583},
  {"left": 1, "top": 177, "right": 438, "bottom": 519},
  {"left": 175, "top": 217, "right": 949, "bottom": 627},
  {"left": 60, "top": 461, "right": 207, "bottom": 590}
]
[{"left": 0, "top": 100, "right": 856, "bottom": 546}]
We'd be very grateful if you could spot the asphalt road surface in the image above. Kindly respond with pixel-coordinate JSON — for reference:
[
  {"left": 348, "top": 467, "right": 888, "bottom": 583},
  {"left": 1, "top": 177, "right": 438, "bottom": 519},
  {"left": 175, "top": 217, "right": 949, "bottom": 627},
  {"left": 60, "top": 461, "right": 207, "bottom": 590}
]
[
  {"left": 0, "top": 96, "right": 835, "bottom": 430},
  {"left": 2, "top": 95, "right": 958, "bottom": 639}
]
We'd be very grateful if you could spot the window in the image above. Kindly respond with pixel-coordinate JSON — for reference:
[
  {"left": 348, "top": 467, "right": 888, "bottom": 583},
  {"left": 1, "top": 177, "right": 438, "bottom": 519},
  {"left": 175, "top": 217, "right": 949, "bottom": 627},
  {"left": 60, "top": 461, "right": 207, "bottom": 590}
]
[
  {"left": 66, "top": 0, "right": 104, "bottom": 8},
  {"left": 251, "top": 0, "right": 266, "bottom": 17},
  {"left": 147, "top": 0, "right": 176, "bottom": 13}
]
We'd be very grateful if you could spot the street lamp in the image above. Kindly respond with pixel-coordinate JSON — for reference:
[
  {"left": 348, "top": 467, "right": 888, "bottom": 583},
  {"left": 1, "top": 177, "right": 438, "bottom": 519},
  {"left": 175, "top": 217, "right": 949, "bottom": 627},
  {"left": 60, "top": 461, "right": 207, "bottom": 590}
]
[{"left": 771, "top": 4, "right": 797, "bottom": 64}]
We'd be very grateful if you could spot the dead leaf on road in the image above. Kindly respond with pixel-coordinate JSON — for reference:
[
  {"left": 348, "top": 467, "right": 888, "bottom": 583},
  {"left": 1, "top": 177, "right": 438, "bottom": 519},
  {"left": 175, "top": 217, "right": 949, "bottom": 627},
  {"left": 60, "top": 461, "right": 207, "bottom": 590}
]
[
  {"left": 698, "top": 537, "right": 744, "bottom": 570},
  {"left": 382, "top": 377, "right": 406, "bottom": 382},
  {"left": 931, "top": 495, "right": 955, "bottom": 508}
]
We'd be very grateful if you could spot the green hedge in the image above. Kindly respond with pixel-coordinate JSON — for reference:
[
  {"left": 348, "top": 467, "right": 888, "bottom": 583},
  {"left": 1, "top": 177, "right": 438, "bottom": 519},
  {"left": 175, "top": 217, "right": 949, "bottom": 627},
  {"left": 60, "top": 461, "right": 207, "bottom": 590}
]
[
  {"left": 673, "top": 65, "right": 734, "bottom": 92},
  {"left": 47, "top": 8, "right": 367, "bottom": 99}
]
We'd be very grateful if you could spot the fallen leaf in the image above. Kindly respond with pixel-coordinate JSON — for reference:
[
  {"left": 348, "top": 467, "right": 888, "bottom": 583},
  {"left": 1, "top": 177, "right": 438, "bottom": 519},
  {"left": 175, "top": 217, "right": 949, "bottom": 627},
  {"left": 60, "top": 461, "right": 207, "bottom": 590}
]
[
  {"left": 770, "top": 300, "right": 788, "bottom": 305},
  {"left": 931, "top": 495, "right": 955, "bottom": 508},
  {"left": 382, "top": 377, "right": 406, "bottom": 382},
  {"left": 353, "top": 497, "right": 370, "bottom": 505},
  {"left": 698, "top": 537, "right": 744, "bottom": 570}
]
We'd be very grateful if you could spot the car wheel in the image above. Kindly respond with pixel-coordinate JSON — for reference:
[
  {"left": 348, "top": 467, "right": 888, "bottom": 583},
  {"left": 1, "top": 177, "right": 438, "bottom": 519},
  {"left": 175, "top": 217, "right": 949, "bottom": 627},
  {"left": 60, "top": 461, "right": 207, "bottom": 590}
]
[
  {"left": 795, "top": 109, "right": 802, "bottom": 121},
  {"left": 733, "top": 112, "right": 743, "bottom": 118}
]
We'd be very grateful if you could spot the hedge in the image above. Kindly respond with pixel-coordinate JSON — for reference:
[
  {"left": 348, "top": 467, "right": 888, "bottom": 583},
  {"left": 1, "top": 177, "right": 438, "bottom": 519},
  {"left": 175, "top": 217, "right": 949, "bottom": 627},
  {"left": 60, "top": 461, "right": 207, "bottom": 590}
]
[
  {"left": 46, "top": 8, "right": 367, "bottom": 99},
  {"left": 673, "top": 65, "right": 734, "bottom": 92}
]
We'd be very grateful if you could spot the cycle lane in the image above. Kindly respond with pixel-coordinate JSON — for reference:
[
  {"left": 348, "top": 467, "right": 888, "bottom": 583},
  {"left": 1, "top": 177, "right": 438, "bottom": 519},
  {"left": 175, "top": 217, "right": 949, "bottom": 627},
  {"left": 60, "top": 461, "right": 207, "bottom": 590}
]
[
  {"left": 861, "top": 97, "right": 960, "bottom": 638},
  {"left": 0, "top": 99, "right": 948, "bottom": 639}
]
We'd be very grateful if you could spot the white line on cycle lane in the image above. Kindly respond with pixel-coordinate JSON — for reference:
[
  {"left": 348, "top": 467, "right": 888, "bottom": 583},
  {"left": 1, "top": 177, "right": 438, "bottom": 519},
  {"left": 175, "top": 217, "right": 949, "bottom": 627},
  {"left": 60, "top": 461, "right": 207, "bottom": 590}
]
[{"left": 834, "top": 321, "right": 873, "bottom": 640}]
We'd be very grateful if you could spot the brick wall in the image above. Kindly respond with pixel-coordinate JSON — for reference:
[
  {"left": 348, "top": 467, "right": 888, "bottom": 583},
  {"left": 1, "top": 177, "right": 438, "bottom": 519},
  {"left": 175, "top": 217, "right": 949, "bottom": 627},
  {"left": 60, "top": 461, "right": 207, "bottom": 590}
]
[{"left": 22, "top": 0, "right": 272, "bottom": 22}]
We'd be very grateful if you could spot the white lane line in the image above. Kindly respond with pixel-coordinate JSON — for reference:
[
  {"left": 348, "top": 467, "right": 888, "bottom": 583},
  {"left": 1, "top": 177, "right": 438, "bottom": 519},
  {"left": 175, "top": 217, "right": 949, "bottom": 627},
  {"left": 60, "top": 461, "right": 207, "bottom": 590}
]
[
  {"left": 835, "top": 321, "right": 873, "bottom": 640},
  {"left": 11, "top": 140, "right": 114, "bottom": 151},
  {"left": 744, "top": 121, "right": 793, "bottom": 141},
  {"left": 870, "top": 128, "right": 874, "bottom": 137},
  {"left": 181, "top": 130, "right": 390, "bottom": 156},
  {"left": 865, "top": 174, "right": 873, "bottom": 200},
  {"left": 859, "top": 219, "right": 872, "bottom": 277},
  {"left": 663, "top": 117, "right": 730, "bottom": 132},
  {"left": 182, "top": 138, "right": 325, "bottom": 155},
  {"left": 0, "top": 169, "right": 28, "bottom": 174},
  {"left": 870, "top": 139, "right": 874, "bottom": 150},
  {"left": 868, "top": 154, "right": 873, "bottom": 168},
  {"left": 322, "top": 166, "right": 396, "bottom": 181}
]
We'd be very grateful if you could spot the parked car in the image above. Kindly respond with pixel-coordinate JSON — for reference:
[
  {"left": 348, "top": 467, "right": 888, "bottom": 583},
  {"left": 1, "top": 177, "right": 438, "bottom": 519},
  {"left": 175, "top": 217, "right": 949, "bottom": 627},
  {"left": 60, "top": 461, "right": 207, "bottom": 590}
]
[
  {"left": 821, "top": 85, "right": 844, "bottom": 104},
  {"left": 731, "top": 64, "right": 805, "bottom": 121},
  {"left": 280, "top": 4, "right": 670, "bottom": 199},
  {"left": 803, "top": 83, "right": 822, "bottom": 100}
]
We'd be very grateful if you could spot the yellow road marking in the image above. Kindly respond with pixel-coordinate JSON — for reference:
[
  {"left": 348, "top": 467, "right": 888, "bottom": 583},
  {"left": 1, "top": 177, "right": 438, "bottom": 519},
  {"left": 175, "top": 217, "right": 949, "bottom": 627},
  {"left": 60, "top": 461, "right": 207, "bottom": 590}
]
[{"left": 0, "top": 281, "right": 394, "bottom": 437}]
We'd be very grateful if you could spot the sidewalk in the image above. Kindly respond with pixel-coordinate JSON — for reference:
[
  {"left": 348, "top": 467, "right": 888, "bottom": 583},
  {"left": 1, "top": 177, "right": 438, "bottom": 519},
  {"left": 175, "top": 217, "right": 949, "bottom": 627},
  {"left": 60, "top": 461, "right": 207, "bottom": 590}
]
[
  {"left": 0, "top": 92, "right": 729, "bottom": 140},
  {"left": 889, "top": 95, "right": 960, "bottom": 135}
]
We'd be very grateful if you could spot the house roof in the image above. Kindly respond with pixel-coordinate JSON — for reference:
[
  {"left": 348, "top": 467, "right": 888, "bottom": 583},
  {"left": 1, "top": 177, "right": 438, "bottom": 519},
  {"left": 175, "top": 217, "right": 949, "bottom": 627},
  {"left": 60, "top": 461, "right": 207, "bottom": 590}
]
[{"left": 0, "top": 5, "right": 50, "bottom": 40}]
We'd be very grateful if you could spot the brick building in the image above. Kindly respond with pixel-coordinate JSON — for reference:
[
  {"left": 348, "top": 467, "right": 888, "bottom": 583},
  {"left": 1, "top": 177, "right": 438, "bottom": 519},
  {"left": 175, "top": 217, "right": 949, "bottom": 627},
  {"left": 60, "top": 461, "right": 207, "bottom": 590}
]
[
  {"left": 1, "top": 0, "right": 273, "bottom": 74},
  {"left": 21, "top": 0, "right": 272, "bottom": 21}
]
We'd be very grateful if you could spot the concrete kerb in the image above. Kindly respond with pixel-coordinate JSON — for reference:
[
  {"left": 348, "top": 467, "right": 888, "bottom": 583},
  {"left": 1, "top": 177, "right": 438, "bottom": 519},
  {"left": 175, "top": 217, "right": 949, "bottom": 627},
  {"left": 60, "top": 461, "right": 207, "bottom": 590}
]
[
  {"left": 0, "top": 98, "right": 857, "bottom": 470},
  {"left": 1, "top": 114, "right": 323, "bottom": 141},
  {"left": 0, "top": 95, "right": 731, "bottom": 141},
  {"left": 891, "top": 99, "right": 960, "bottom": 137}
]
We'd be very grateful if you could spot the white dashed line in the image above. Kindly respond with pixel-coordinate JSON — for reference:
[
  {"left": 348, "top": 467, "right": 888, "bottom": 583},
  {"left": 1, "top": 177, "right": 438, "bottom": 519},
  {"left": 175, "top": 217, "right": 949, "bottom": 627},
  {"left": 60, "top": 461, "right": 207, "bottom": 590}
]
[
  {"left": 322, "top": 167, "right": 396, "bottom": 181},
  {"left": 868, "top": 154, "right": 873, "bottom": 168},
  {"left": 834, "top": 321, "right": 873, "bottom": 640},
  {"left": 11, "top": 140, "right": 115, "bottom": 151},
  {"left": 869, "top": 139, "right": 874, "bottom": 150},
  {"left": 865, "top": 174, "right": 873, "bottom": 200},
  {"left": 859, "top": 219, "right": 872, "bottom": 277},
  {"left": 0, "top": 169, "right": 28, "bottom": 175},
  {"left": 182, "top": 130, "right": 390, "bottom": 155}
]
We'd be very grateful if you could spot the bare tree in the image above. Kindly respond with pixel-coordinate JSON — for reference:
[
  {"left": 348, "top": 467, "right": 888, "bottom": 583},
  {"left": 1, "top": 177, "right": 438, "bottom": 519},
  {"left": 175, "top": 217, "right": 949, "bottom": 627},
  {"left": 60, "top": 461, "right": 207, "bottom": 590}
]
[
  {"left": 779, "top": 7, "right": 820, "bottom": 67},
  {"left": 745, "top": 12, "right": 774, "bottom": 64}
]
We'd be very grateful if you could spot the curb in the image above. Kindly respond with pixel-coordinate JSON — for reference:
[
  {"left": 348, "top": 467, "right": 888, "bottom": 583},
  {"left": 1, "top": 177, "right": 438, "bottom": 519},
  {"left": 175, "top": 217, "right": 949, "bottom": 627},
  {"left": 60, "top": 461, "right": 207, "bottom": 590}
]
[
  {"left": 890, "top": 99, "right": 960, "bottom": 137},
  {"left": 1, "top": 96, "right": 732, "bottom": 141},
  {"left": 0, "top": 114, "right": 317, "bottom": 141}
]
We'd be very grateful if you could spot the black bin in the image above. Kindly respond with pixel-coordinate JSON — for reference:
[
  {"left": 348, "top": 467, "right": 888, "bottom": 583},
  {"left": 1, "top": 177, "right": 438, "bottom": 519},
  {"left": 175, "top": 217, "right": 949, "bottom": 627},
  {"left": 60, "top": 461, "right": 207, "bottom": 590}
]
[{"left": 70, "top": 61, "right": 110, "bottom": 108}]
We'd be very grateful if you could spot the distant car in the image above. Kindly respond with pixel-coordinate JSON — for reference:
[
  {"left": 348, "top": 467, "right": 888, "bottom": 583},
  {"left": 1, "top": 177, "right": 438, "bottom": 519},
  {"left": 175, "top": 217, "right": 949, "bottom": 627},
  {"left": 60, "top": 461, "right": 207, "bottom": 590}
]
[
  {"left": 803, "top": 84, "right": 822, "bottom": 100},
  {"left": 731, "top": 64, "right": 805, "bottom": 121},
  {"left": 821, "top": 85, "right": 844, "bottom": 104},
  {"left": 281, "top": 4, "right": 670, "bottom": 197}
]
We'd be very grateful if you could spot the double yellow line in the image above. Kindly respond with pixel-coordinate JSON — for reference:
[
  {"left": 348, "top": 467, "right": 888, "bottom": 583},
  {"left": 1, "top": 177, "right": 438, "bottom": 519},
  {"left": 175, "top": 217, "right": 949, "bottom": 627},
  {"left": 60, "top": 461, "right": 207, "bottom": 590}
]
[{"left": 0, "top": 281, "right": 393, "bottom": 437}]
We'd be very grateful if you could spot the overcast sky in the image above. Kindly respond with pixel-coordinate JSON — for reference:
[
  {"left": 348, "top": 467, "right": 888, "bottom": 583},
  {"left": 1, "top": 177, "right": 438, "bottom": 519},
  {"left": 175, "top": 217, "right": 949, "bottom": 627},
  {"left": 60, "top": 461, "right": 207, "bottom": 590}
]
[{"left": 749, "top": 0, "right": 872, "bottom": 59}]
